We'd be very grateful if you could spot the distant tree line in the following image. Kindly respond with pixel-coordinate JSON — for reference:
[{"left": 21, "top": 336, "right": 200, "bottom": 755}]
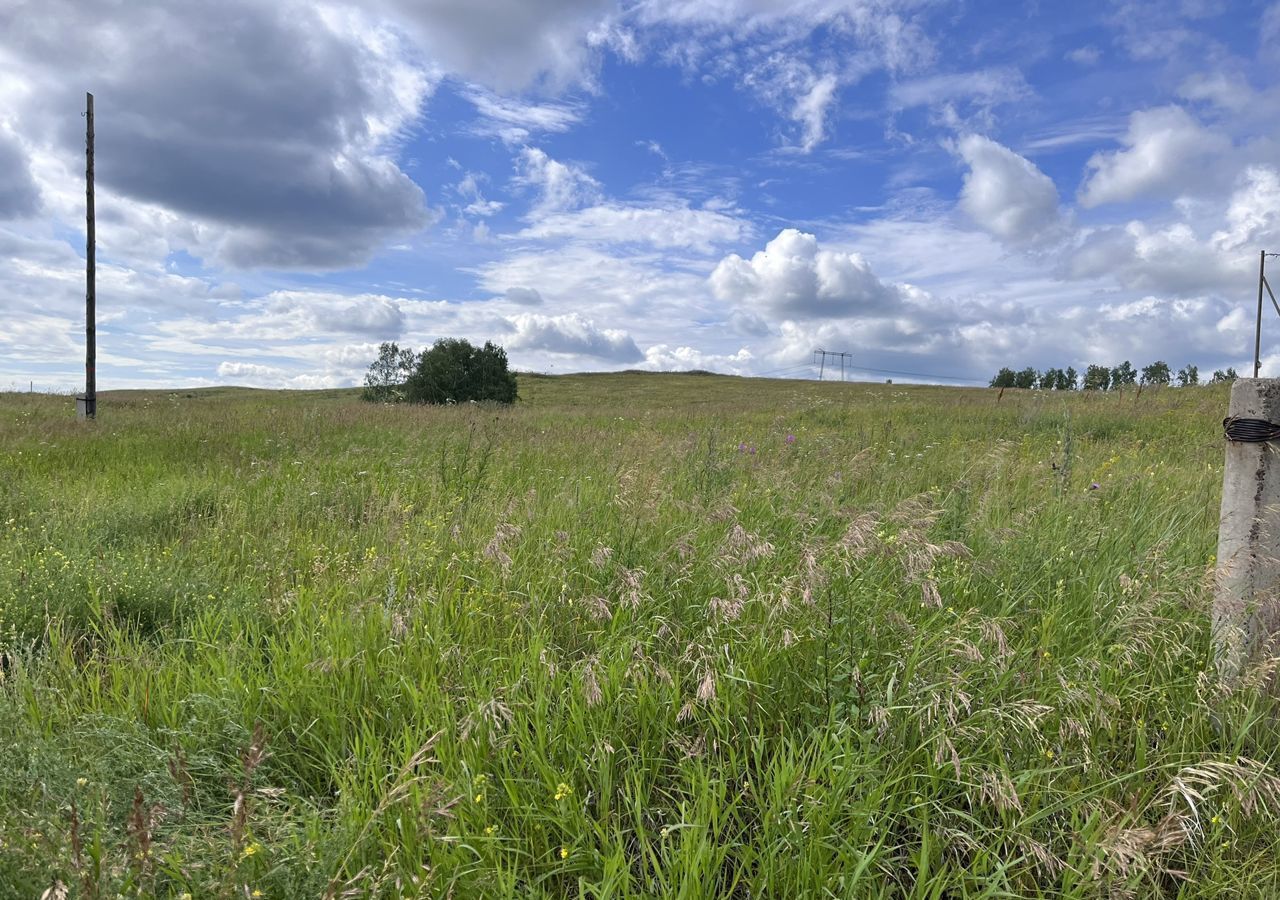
[
  {"left": 989, "top": 361, "right": 1238, "bottom": 390},
  {"left": 363, "top": 338, "right": 518, "bottom": 405}
]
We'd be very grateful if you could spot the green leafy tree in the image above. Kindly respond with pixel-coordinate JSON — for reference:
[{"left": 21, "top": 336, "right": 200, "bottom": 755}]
[
  {"left": 1111, "top": 360, "right": 1137, "bottom": 388},
  {"left": 1177, "top": 364, "right": 1199, "bottom": 387},
  {"left": 362, "top": 342, "right": 417, "bottom": 402},
  {"left": 1014, "top": 367, "right": 1038, "bottom": 389},
  {"left": 1140, "top": 360, "right": 1171, "bottom": 386},
  {"left": 1061, "top": 367, "right": 1079, "bottom": 390},
  {"left": 1039, "top": 368, "right": 1061, "bottom": 390},
  {"left": 1211, "top": 367, "right": 1239, "bottom": 384},
  {"left": 989, "top": 367, "right": 1017, "bottom": 388},
  {"left": 1083, "top": 364, "right": 1111, "bottom": 391},
  {"left": 404, "top": 338, "right": 518, "bottom": 405}
]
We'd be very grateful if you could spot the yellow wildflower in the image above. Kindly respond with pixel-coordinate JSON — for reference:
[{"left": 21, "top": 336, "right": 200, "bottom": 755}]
[{"left": 559, "top": 846, "right": 569, "bottom": 859}]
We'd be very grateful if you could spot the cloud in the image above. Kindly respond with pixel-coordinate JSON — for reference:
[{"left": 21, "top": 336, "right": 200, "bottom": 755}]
[
  {"left": 636, "top": 0, "right": 937, "bottom": 75},
  {"left": 710, "top": 229, "right": 903, "bottom": 319},
  {"left": 515, "top": 203, "right": 749, "bottom": 252},
  {"left": 1213, "top": 166, "right": 1280, "bottom": 252},
  {"left": 505, "top": 312, "right": 643, "bottom": 361},
  {"left": 0, "top": 131, "right": 40, "bottom": 218},
  {"left": 1065, "top": 222, "right": 1241, "bottom": 296},
  {"left": 216, "top": 360, "right": 350, "bottom": 389},
  {"left": 1079, "top": 105, "right": 1230, "bottom": 208},
  {"left": 956, "top": 135, "right": 1063, "bottom": 245},
  {"left": 375, "top": 0, "right": 614, "bottom": 90},
  {"left": 455, "top": 172, "right": 504, "bottom": 217},
  {"left": 514, "top": 147, "right": 602, "bottom": 216},
  {"left": 1265, "top": 2, "right": 1280, "bottom": 59},
  {"left": 889, "top": 67, "right": 1029, "bottom": 111},
  {"left": 792, "top": 73, "right": 839, "bottom": 151},
  {"left": 643, "top": 343, "right": 754, "bottom": 372},
  {"left": 464, "top": 88, "right": 585, "bottom": 144},
  {"left": 504, "top": 287, "right": 544, "bottom": 305},
  {"left": 1065, "top": 45, "right": 1100, "bottom": 66},
  {"left": 1, "top": 0, "right": 434, "bottom": 269}
]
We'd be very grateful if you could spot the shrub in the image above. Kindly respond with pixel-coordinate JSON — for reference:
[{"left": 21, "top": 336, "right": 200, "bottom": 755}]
[{"left": 404, "top": 338, "right": 518, "bottom": 405}]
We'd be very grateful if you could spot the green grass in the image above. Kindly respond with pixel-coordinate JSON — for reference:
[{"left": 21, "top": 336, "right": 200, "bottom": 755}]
[{"left": 1, "top": 374, "right": 1277, "bottom": 898}]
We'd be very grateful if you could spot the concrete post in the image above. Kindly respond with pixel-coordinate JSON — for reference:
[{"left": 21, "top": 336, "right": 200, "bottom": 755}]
[{"left": 1215, "top": 378, "right": 1280, "bottom": 681}]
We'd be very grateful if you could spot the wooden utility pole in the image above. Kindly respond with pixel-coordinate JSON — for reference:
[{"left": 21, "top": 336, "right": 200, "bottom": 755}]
[{"left": 84, "top": 91, "right": 96, "bottom": 419}]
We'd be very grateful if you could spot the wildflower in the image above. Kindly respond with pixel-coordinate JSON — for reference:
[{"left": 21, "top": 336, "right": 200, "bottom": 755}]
[
  {"left": 1090, "top": 482, "right": 1100, "bottom": 490},
  {"left": 560, "top": 846, "right": 570, "bottom": 859},
  {"left": 252, "top": 892, "right": 262, "bottom": 899},
  {"left": 179, "top": 894, "right": 192, "bottom": 900},
  {"left": 1041, "top": 650, "right": 1051, "bottom": 660},
  {"left": 474, "top": 793, "right": 484, "bottom": 803},
  {"left": 76, "top": 778, "right": 87, "bottom": 787},
  {"left": 240, "top": 842, "right": 261, "bottom": 860},
  {"left": 785, "top": 434, "right": 796, "bottom": 444},
  {"left": 1211, "top": 815, "right": 1220, "bottom": 825},
  {"left": 554, "top": 782, "right": 572, "bottom": 801},
  {"left": 485, "top": 825, "right": 497, "bottom": 836}
]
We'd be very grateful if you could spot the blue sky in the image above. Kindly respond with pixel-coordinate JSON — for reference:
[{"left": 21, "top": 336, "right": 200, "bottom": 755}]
[{"left": 1, "top": 0, "right": 1278, "bottom": 389}]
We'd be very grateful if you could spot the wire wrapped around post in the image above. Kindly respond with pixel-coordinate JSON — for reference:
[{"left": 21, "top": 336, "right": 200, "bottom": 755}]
[{"left": 1223, "top": 416, "right": 1280, "bottom": 443}]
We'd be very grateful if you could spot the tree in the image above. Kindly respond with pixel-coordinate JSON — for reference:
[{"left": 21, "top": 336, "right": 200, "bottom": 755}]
[
  {"left": 404, "top": 338, "right": 518, "bottom": 405},
  {"left": 1177, "top": 364, "right": 1199, "bottom": 387},
  {"left": 1083, "top": 364, "right": 1111, "bottom": 391},
  {"left": 1061, "top": 366, "right": 1079, "bottom": 391},
  {"left": 989, "top": 367, "right": 1017, "bottom": 388},
  {"left": 1140, "top": 360, "right": 1171, "bottom": 386},
  {"left": 1111, "top": 360, "right": 1137, "bottom": 388},
  {"left": 362, "top": 342, "right": 416, "bottom": 402},
  {"left": 1014, "top": 367, "right": 1038, "bottom": 389},
  {"left": 1211, "top": 368, "right": 1239, "bottom": 384},
  {"left": 1039, "top": 368, "right": 1061, "bottom": 390}
]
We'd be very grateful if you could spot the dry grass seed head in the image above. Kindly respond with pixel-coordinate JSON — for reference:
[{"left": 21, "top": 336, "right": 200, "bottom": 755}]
[
  {"left": 974, "top": 769, "right": 1023, "bottom": 814},
  {"left": 720, "top": 524, "right": 775, "bottom": 566},
  {"left": 920, "top": 579, "right": 943, "bottom": 608},
  {"left": 697, "top": 667, "right": 717, "bottom": 703},
  {"left": 460, "top": 698, "right": 514, "bottom": 744},
  {"left": 933, "top": 733, "right": 962, "bottom": 778},
  {"left": 838, "top": 512, "right": 880, "bottom": 558},
  {"left": 584, "top": 594, "right": 612, "bottom": 621},
  {"left": 582, "top": 658, "right": 603, "bottom": 707},
  {"left": 590, "top": 544, "right": 614, "bottom": 569},
  {"left": 617, "top": 566, "right": 646, "bottom": 609}
]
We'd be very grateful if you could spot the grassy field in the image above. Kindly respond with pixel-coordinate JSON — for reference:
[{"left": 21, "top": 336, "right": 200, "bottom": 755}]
[{"left": 1, "top": 374, "right": 1277, "bottom": 898}]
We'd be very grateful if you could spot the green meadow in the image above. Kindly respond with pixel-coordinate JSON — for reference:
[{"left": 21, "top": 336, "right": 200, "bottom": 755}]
[{"left": 1, "top": 374, "right": 1277, "bottom": 898}]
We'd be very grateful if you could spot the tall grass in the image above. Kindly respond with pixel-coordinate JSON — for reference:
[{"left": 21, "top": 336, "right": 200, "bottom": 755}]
[{"left": 0, "top": 376, "right": 1277, "bottom": 898}]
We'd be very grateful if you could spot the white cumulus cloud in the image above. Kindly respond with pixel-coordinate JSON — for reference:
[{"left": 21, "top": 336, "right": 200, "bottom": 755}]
[
  {"left": 1079, "top": 105, "right": 1230, "bottom": 208},
  {"left": 710, "top": 228, "right": 902, "bottom": 319},
  {"left": 505, "top": 312, "right": 643, "bottom": 361},
  {"left": 956, "top": 134, "right": 1063, "bottom": 245}
]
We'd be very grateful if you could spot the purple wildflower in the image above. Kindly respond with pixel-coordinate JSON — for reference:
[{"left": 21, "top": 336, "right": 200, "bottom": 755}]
[
  {"left": 785, "top": 434, "right": 796, "bottom": 444},
  {"left": 1090, "top": 482, "right": 1100, "bottom": 490}
]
